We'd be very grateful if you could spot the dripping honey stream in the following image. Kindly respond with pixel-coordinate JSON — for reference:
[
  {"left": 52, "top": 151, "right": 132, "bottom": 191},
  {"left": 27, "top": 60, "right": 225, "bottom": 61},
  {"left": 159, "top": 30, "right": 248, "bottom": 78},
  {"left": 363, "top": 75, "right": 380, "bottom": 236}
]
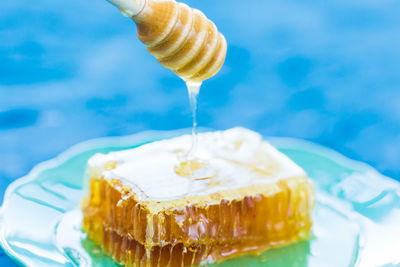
[{"left": 174, "top": 81, "right": 216, "bottom": 180}]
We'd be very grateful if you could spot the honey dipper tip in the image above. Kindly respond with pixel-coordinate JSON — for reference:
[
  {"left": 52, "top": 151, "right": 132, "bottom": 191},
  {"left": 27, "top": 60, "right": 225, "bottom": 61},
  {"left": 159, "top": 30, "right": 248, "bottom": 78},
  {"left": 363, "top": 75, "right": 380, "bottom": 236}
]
[{"left": 107, "top": 0, "right": 227, "bottom": 82}]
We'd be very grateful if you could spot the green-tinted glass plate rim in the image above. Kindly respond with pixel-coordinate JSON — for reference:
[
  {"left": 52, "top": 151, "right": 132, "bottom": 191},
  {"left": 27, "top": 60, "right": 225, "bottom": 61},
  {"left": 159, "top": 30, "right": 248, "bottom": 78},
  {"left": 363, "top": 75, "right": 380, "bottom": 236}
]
[{"left": 0, "top": 128, "right": 399, "bottom": 267}]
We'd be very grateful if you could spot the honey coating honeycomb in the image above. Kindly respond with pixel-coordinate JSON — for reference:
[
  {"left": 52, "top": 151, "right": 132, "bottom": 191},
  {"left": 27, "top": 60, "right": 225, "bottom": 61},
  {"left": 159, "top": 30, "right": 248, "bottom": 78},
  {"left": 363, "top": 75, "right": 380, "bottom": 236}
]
[{"left": 82, "top": 173, "right": 314, "bottom": 266}]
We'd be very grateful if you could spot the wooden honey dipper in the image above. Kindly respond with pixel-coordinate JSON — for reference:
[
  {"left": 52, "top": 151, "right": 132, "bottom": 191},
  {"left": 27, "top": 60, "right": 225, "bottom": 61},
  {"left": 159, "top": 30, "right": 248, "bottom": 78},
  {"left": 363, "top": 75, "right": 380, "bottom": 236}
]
[{"left": 107, "top": 0, "right": 227, "bottom": 82}]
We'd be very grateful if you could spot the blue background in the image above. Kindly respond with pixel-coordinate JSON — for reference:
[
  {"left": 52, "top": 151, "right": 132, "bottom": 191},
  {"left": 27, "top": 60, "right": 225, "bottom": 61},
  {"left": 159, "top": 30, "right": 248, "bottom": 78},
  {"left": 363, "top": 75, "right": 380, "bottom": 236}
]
[{"left": 1, "top": 0, "right": 400, "bottom": 265}]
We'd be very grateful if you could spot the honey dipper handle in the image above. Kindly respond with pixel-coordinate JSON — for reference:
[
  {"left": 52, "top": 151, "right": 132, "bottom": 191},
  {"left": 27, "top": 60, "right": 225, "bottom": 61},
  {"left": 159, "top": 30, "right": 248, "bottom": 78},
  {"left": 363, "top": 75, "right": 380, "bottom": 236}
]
[{"left": 107, "top": 0, "right": 146, "bottom": 17}]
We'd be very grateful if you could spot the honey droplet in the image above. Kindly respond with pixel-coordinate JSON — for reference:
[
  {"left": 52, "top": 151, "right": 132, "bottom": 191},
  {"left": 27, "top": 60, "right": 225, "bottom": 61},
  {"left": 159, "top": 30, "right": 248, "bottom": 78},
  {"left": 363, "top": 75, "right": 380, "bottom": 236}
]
[
  {"left": 174, "top": 158, "right": 217, "bottom": 180},
  {"left": 174, "top": 159, "right": 206, "bottom": 177}
]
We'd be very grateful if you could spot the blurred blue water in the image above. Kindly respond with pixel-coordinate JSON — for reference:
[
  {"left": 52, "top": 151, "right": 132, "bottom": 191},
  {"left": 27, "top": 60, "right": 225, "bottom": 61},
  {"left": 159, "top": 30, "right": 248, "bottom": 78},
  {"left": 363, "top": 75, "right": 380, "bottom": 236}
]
[
  {"left": 1, "top": 0, "right": 400, "bottom": 265},
  {"left": 1, "top": 0, "right": 400, "bottom": 203}
]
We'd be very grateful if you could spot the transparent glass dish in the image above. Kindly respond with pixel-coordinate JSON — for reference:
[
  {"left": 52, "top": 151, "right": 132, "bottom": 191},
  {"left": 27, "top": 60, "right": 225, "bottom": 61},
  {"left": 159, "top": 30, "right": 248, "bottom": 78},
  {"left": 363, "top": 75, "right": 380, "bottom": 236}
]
[{"left": 0, "top": 130, "right": 399, "bottom": 267}]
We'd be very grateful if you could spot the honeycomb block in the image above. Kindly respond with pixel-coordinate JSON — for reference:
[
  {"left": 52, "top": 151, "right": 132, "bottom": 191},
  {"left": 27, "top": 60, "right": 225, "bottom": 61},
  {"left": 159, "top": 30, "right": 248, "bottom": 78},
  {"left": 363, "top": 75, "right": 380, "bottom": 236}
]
[{"left": 81, "top": 128, "right": 315, "bottom": 266}]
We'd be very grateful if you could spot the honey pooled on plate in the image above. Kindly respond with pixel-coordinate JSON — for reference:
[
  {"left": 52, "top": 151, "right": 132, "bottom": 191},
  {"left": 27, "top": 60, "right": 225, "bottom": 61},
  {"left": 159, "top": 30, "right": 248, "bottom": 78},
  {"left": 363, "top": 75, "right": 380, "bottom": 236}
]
[{"left": 81, "top": 128, "right": 315, "bottom": 266}]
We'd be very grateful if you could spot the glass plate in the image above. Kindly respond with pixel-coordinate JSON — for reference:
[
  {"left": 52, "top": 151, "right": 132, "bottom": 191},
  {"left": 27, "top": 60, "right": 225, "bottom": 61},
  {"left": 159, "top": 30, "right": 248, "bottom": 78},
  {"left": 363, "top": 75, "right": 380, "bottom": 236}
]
[{"left": 0, "top": 130, "right": 399, "bottom": 267}]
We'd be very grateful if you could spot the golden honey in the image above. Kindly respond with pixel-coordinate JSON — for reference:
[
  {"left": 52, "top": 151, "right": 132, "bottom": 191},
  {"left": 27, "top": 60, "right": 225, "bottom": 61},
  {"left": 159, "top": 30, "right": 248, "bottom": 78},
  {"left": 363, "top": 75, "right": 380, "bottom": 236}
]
[{"left": 82, "top": 128, "right": 315, "bottom": 266}]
